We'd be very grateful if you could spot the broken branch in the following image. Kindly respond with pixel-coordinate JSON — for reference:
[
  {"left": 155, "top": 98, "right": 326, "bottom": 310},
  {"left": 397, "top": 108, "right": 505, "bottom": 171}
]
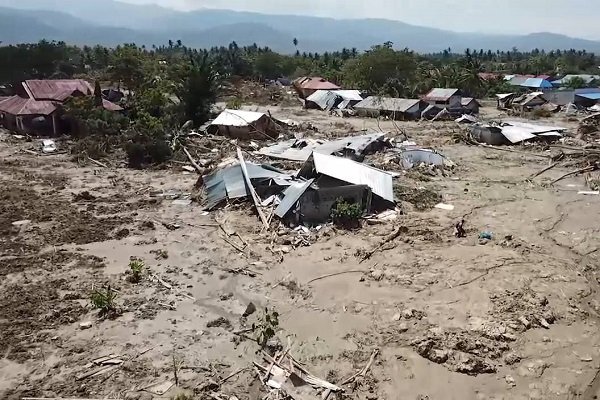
[
  {"left": 182, "top": 146, "right": 203, "bottom": 174},
  {"left": 306, "top": 270, "right": 366, "bottom": 285},
  {"left": 550, "top": 165, "right": 597, "bottom": 185}
]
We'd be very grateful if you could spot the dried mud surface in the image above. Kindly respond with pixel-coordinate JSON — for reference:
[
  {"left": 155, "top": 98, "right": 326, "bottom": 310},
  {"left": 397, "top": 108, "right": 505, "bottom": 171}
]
[{"left": 1, "top": 107, "right": 599, "bottom": 400}]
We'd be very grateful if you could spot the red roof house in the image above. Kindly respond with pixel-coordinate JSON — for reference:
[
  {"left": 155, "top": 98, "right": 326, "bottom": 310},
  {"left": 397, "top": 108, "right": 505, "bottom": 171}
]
[
  {"left": 0, "top": 79, "right": 122, "bottom": 135},
  {"left": 293, "top": 77, "right": 341, "bottom": 99}
]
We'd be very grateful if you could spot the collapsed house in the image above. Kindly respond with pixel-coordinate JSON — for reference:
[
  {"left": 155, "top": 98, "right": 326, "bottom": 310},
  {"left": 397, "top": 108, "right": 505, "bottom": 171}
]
[
  {"left": 353, "top": 97, "right": 426, "bottom": 120},
  {"left": 257, "top": 131, "right": 390, "bottom": 162},
  {"left": 0, "top": 79, "right": 122, "bottom": 135},
  {"left": 276, "top": 152, "right": 395, "bottom": 223},
  {"left": 292, "top": 77, "right": 341, "bottom": 99},
  {"left": 207, "top": 109, "right": 282, "bottom": 140},
  {"left": 472, "top": 121, "right": 566, "bottom": 145},
  {"left": 304, "top": 90, "right": 363, "bottom": 111}
]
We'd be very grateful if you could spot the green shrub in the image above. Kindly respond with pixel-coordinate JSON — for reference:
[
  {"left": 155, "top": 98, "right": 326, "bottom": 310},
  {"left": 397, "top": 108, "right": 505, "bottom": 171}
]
[
  {"left": 128, "top": 259, "right": 145, "bottom": 283},
  {"left": 90, "top": 287, "right": 119, "bottom": 318},
  {"left": 226, "top": 97, "right": 243, "bottom": 110},
  {"left": 253, "top": 308, "right": 279, "bottom": 349},
  {"left": 331, "top": 198, "right": 363, "bottom": 228}
]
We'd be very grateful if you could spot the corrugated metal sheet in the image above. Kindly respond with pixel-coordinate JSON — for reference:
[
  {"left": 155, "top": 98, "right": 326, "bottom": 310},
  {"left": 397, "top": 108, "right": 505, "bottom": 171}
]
[
  {"left": 576, "top": 93, "right": 600, "bottom": 101},
  {"left": 257, "top": 132, "right": 387, "bottom": 162},
  {"left": 461, "top": 97, "right": 480, "bottom": 106},
  {"left": 423, "top": 88, "right": 459, "bottom": 102},
  {"left": 0, "top": 95, "right": 56, "bottom": 115},
  {"left": 23, "top": 79, "right": 93, "bottom": 101},
  {"left": 496, "top": 93, "right": 515, "bottom": 100},
  {"left": 354, "top": 96, "right": 421, "bottom": 113},
  {"left": 211, "top": 109, "right": 265, "bottom": 127},
  {"left": 552, "top": 74, "right": 600, "bottom": 85},
  {"left": 102, "top": 99, "right": 123, "bottom": 111},
  {"left": 508, "top": 76, "right": 529, "bottom": 86},
  {"left": 274, "top": 179, "right": 314, "bottom": 218},
  {"left": 299, "top": 152, "right": 394, "bottom": 202},
  {"left": 521, "top": 78, "right": 553, "bottom": 89},
  {"left": 203, "top": 162, "right": 293, "bottom": 208}
]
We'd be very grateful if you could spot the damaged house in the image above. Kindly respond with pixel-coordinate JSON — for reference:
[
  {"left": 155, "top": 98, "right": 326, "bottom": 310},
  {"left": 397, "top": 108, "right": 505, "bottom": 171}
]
[
  {"left": 0, "top": 79, "right": 122, "bottom": 135},
  {"left": 461, "top": 97, "right": 481, "bottom": 114},
  {"left": 276, "top": 152, "right": 395, "bottom": 224},
  {"left": 207, "top": 109, "right": 282, "bottom": 140},
  {"left": 305, "top": 90, "right": 363, "bottom": 111},
  {"left": 353, "top": 97, "right": 426, "bottom": 120},
  {"left": 472, "top": 121, "right": 566, "bottom": 145},
  {"left": 292, "top": 77, "right": 341, "bottom": 99}
]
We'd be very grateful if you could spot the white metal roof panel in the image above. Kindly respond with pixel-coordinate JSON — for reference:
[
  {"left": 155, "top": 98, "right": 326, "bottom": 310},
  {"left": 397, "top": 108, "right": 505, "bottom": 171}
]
[
  {"left": 211, "top": 109, "right": 265, "bottom": 127},
  {"left": 302, "top": 152, "right": 394, "bottom": 202}
]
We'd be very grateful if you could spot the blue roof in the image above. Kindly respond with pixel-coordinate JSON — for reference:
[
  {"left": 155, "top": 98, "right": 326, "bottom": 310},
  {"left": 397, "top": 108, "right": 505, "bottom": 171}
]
[
  {"left": 521, "top": 78, "right": 553, "bottom": 89},
  {"left": 576, "top": 93, "right": 600, "bottom": 100}
]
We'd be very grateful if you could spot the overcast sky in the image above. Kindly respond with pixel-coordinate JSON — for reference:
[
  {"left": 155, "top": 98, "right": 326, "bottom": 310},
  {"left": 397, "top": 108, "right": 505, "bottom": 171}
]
[{"left": 121, "top": 0, "right": 600, "bottom": 39}]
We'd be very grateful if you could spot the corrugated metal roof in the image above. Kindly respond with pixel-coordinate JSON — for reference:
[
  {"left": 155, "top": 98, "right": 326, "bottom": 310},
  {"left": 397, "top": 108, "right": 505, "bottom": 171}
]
[
  {"left": 211, "top": 109, "right": 265, "bottom": 127},
  {"left": 23, "top": 79, "right": 93, "bottom": 101},
  {"left": 299, "top": 152, "right": 394, "bottom": 202},
  {"left": 274, "top": 179, "right": 314, "bottom": 218},
  {"left": 520, "top": 78, "right": 553, "bottom": 89},
  {"left": 257, "top": 132, "right": 387, "bottom": 162},
  {"left": 461, "top": 97, "right": 480, "bottom": 106},
  {"left": 423, "top": 88, "right": 460, "bottom": 101},
  {"left": 552, "top": 74, "right": 600, "bottom": 85},
  {"left": 508, "top": 76, "right": 529, "bottom": 86},
  {"left": 576, "top": 93, "right": 600, "bottom": 101},
  {"left": 0, "top": 95, "right": 56, "bottom": 115},
  {"left": 496, "top": 93, "right": 515, "bottom": 100},
  {"left": 305, "top": 90, "right": 361, "bottom": 110},
  {"left": 499, "top": 121, "right": 566, "bottom": 144},
  {"left": 354, "top": 96, "right": 421, "bottom": 113},
  {"left": 203, "top": 162, "right": 294, "bottom": 209}
]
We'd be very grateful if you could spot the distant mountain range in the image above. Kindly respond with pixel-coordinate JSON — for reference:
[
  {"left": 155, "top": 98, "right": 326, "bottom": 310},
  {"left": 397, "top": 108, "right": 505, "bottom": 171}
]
[{"left": 2, "top": 0, "right": 600, "bottom": 53}]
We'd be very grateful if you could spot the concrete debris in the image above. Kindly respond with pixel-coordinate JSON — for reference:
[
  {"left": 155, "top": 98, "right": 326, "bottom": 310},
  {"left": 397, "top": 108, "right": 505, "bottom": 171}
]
[{"left": 41, "top": 139, "right": 56, "bottom": 153}]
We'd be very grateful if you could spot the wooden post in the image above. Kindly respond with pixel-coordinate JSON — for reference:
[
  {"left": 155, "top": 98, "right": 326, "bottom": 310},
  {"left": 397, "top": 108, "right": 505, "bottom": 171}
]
[{"left": 51, "top": 113, "right": 58, "bottom": 136}]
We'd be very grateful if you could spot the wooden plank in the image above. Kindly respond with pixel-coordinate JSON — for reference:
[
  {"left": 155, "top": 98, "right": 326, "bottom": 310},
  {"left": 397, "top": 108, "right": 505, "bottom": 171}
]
[{"left": 236, "top": 147, "right": 269, "bottom": 229}]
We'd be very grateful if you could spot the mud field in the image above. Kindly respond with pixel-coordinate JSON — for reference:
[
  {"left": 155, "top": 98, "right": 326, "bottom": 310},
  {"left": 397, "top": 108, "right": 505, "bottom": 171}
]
[{"left": 1, "top": 106, "right": 599, "bottom": 400}]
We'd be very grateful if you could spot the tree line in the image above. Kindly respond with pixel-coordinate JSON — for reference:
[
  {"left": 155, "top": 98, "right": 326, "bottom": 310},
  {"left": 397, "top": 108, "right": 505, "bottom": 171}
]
[{"left": 1, "top": 40, "right": 599, "bottom": 100}]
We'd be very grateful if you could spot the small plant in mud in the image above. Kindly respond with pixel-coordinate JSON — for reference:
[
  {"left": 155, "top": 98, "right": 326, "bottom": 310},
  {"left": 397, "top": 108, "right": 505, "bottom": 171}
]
[
  {"left": 128, "top": 259, "right": 145, "bottom": 283},
  {"left": 331, "top": 198, "right": 363, "bottom": 229},
  {"left": 253, "top": 308, "right": 280, "bottom": 349},
  {"left": 90, "top": 286, "right": 119, "bottom": 318}
]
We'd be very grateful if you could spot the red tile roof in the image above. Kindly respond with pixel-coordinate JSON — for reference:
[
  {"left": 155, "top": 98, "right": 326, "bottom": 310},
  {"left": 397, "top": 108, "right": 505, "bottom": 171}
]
[
  {"left": 23, "top": 79, "right": 93, "bottom": 101},
  {"left": 0, "top": 96, "right": 57, "bottom": 116},
  {"left": 102, "top": 99, "right": 123, "bottom": 111},
  {"left": 294, "top": 77, "right": 340, "bottom": 90}
]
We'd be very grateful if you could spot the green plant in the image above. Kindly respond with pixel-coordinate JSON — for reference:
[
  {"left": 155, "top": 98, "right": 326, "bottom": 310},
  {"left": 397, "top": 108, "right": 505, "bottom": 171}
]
[
  {"left": 252, "top": 308, "right": 279, "bottom": 349},
  {"left": 129, "top": 259, "right": 145, "bottom": 283},
  {"left": 90, "top": 287, "right": 118, "bottom": 317},
  {"left": 226, "top": 97, "right": 242, "bottom": 110},
  {"left": 331, "top": 198, "right": 363, "bottom": 228}
]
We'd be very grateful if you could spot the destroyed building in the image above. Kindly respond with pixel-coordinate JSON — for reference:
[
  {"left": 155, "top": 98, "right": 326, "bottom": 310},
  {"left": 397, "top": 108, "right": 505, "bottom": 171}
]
[
  {"left": 472, "top": 121, "right": 566, "bottom": 145},
  {"left": 353, "top": 97, "right": 426, "bottom": 120},
  {"left": 207, "top": 109, "right": 282, "bottom": 140},
  {"left": 423, "top": 88, "right": 462, "bottom": 109},
  {"left": 304, "top": 90, "right": 363, "bottom": 111}
]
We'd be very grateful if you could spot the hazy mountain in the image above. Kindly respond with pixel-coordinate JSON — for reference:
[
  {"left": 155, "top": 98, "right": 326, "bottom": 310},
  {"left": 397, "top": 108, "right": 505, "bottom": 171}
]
[{"left": 2, "top": 0, "right": 600, "bottom": 53}]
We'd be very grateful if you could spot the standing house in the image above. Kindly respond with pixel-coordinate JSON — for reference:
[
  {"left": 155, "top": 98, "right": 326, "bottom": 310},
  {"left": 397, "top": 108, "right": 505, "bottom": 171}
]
[
  {"left": 520, "top": 78, "right": 554, "bottom": 91},
  {"left": 207, "top": 109, "right": 281, "bottom": 140},
  {"left": 461, "top": 97, "right": 481, "bottom": 114},
  {"left": 292, "top": 77, "right": 341, "bottom": 99},
  {"left": 354, "top": 97, "right": 426, "bottom": 120},
  {"left": 423, "top": 88, "right": 462, "bottom": 109},
  {"left": 0, "top": 79, "right": 122, "bottom": 135}
]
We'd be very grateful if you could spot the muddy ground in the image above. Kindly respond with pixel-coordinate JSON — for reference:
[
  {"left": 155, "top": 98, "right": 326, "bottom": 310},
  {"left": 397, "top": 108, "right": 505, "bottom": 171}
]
[{"left": 0, "top": 105, "right": 599, "bottom": 400}]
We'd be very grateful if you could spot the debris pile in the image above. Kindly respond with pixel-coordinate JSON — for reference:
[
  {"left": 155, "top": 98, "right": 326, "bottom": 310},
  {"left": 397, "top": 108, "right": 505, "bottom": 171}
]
[{"left": 471, "top": 120, "right": 567, "bottom": 145}]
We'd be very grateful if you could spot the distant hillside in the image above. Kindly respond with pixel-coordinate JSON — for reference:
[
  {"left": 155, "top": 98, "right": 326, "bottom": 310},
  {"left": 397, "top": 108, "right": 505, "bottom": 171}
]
[{"left": 2, "top": 0, "right": 600, "bottom": 53}]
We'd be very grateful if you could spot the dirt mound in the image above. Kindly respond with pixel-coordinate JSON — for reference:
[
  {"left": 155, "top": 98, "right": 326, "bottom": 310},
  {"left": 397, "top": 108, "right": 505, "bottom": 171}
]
[{"left": 0, "top": 279, "right": 87, "bottom": 362}]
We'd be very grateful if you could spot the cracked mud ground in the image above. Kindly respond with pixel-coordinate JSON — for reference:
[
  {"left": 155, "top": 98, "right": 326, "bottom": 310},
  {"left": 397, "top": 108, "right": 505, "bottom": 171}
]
[{"left": 0, "top": 107, "right": 599, "bottom": 400}]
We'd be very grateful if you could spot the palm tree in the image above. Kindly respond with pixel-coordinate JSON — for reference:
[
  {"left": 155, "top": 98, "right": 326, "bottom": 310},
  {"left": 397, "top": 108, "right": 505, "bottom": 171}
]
[{"left": 293, "top": 38, "right": 298, "bottom": 49}]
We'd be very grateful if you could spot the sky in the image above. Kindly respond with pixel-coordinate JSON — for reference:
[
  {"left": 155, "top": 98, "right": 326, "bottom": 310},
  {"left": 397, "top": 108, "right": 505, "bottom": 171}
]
[{"left": 120, "top": 0, "right": 600, "bottom": 39}]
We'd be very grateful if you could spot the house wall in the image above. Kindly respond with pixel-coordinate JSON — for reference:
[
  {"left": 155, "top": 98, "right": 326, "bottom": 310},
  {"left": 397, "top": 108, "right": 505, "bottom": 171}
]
[
  {"left": 216, "top": 116, "right": 279, "bottom": 140},
  {"left": 463, "top": 102, "right": 480, "bottom": 114},
  {"left": 298, "top": 184, "right": 372, "bottom": 223}
]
